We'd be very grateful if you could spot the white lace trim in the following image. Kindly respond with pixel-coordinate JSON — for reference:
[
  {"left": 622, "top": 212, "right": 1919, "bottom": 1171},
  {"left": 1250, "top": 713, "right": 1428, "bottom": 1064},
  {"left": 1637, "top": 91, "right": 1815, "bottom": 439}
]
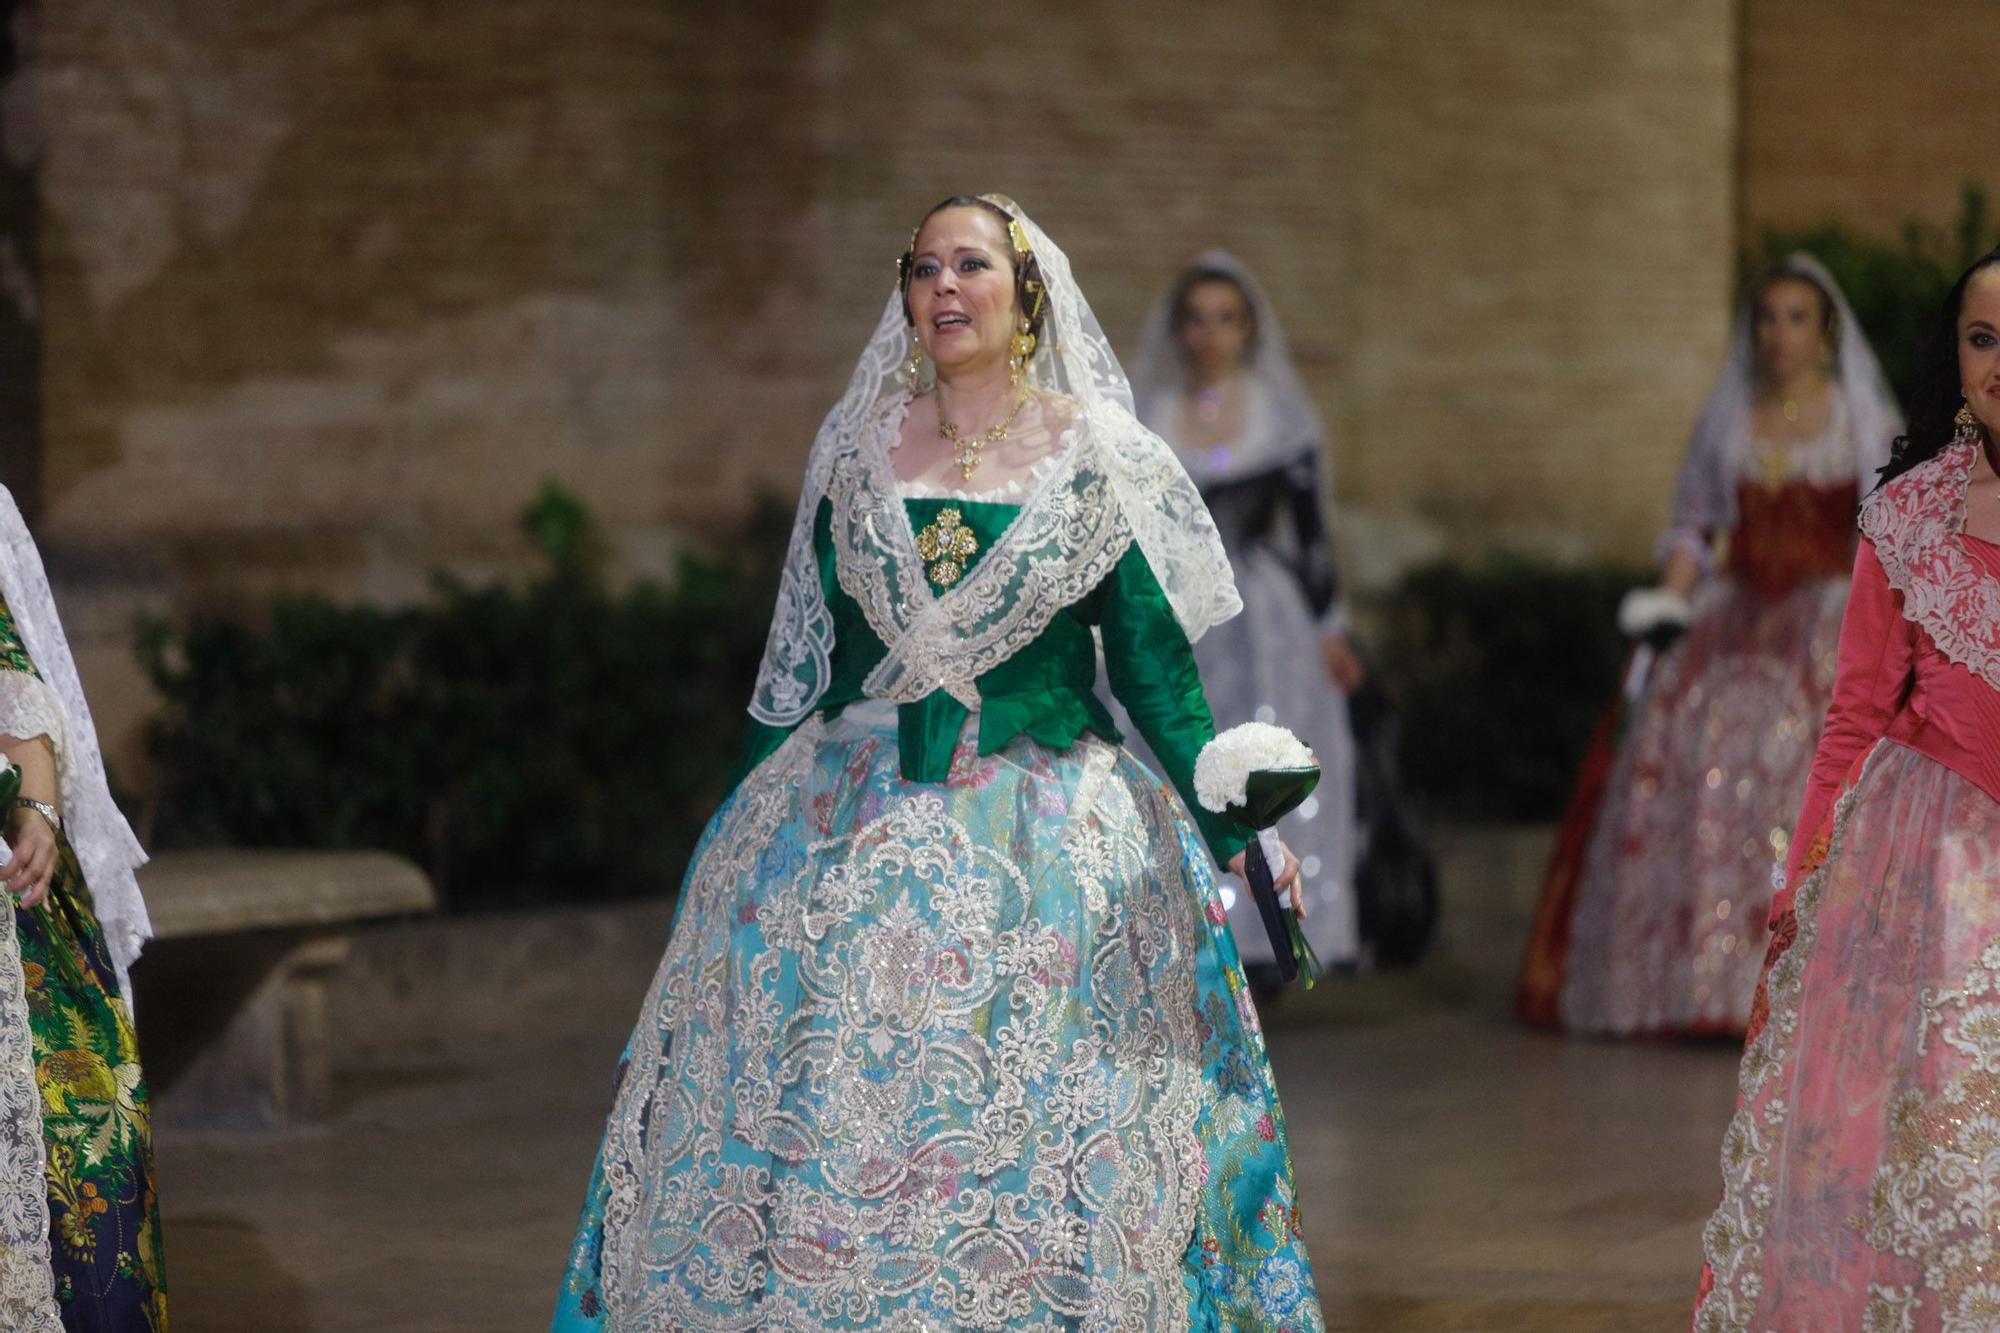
[
  {"left": 895, "top": 450, "right": 1069, "bottom": 504},
  {"left": 0, "top": 892, "right": 59, "bottom": 1329},
  {"left": 0, "top": 673, "right": 67, "bottom": 757},
  {"left": 831, "top": 402, "right": 1130, "bottom": 710},
  {"left": 1734, "top": 397, "right": 1859, "bottom": 487},
  {"left": 748, "top": 201, "right": 1240, "bottom": 727},
  {"left": 1860, "top": 434, "right": 2000, "bottom": 694}
]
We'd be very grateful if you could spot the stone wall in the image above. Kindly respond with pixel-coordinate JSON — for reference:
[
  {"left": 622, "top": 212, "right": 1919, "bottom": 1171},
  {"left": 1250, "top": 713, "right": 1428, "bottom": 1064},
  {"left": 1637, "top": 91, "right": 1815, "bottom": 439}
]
[{"left": 18, "top": 2, "right": 1742, "bottom": 776}]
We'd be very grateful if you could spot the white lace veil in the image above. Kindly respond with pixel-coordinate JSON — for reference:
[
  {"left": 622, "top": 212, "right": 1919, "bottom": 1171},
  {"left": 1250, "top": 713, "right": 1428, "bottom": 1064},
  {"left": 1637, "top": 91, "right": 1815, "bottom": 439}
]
[
  {"left": 0, "top": 490, "right": 150, "bottom": 1005},
  {"left": 1665, "top": 252, "right": 1902, "bottom": 557},
  {"left": 1129, "top": 250, "right": 1328, "bottom": 485},
  {"left": 748, "top": 197, "right": 1241, "bottom": 727}
]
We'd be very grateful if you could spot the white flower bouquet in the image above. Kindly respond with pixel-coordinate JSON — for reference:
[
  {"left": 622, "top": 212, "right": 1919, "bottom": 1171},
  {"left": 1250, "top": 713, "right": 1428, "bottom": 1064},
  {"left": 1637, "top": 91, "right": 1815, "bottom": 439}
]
[
  {"left": 1195, "top": 723, "right": 1323, "bottom": 987},
  {"left": 1617, "top": 586, "right": 1693, "bottom": 646}
]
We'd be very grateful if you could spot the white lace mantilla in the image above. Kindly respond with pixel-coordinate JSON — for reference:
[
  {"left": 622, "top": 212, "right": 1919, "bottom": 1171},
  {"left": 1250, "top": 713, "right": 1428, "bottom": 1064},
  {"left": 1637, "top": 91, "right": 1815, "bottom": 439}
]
[
  {"left": 1861, "top": 433, "right": 2000, "bottom": 694},
  {"left": 0, "top": 489, "right": 150, "bottom": 997},
  {"left": 0, "top": 488, "right": 143, "bottom": 1327},
  {"left": 749, "top": 199, "right": 1239, "bottom": 727},
  {"left": 1666, "top": 253, "right": 1901, "bottom": 549},
  {"left": 895, "top": 454, "right": 1068, "bottom": 505}
]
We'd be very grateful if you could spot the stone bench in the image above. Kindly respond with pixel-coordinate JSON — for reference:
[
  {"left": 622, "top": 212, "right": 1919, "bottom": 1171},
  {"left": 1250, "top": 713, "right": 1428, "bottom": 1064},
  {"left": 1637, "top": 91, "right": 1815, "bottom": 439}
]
[{"left": 128, "top": 849, "right": 437, "bottom": 1127}]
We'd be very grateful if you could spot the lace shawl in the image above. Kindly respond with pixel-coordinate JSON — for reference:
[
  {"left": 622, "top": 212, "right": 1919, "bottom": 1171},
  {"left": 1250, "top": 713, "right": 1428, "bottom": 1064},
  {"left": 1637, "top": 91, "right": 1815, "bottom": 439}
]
[{"left": 1861, "top": 432, "right": 2000, "bottom": 693}]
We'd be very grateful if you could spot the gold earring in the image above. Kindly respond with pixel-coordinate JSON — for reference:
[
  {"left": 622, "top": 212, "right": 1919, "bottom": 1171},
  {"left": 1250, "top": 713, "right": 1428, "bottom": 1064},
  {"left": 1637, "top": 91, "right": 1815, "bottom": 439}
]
[
  {"left": 1958, "top": 399, "right": 1979, "bottom": 431},
  {"left": 1010, "top": 319, "right": 1036, "bottom": 387},
  {"left": 906, "top": 337, "right": 925, "bottom": 391}
]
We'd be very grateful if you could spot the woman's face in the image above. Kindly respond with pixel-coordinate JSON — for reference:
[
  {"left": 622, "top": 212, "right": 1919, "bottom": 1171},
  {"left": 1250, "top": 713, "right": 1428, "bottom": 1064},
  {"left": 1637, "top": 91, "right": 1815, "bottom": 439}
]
[
  {"left": 1177, "top": 279, "right": 1254, "bottom": 379},
  {"left": 1960, "top": 265, "right": 2000, "bottom": 438},
  {"left": 906, "top": 207, "right": 1021, "bottom": 378},
  {"left": 1753, "top": 277, "right": 1831, "bottom": 383}
]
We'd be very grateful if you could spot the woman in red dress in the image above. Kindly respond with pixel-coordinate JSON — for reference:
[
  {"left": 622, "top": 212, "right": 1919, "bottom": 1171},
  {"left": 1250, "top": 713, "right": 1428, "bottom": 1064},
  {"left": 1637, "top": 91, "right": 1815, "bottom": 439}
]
[
  {"left": 1696, "top": 248, "right": 2000, "bottom": 1329},
  {"left": 1518, "top": 256, "right": 1900, "bottom": 1036}
]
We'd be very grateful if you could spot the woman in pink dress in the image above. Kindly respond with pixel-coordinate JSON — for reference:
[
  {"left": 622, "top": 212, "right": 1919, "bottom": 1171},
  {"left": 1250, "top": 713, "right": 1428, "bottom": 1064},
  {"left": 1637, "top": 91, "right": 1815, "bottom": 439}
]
[
  {"left": 1696, "top": 247, "right": 2000, "bottom": 1329},
  {"left": 1519, "top": 256, "right": 1901, "bottom": 1036}
]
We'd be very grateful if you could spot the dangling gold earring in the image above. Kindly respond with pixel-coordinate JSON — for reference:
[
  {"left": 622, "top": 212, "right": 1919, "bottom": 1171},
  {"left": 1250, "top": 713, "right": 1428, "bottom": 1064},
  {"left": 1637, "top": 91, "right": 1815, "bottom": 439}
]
[
  {"left": 1958, "top": 398, "right": 1980, "bottom": 432},
  {"left": 1009, "top": 319, "right": 1036, "bottom": 388},
  {"left": 906, "top": 336, "right": 926, "bottom": 392}
]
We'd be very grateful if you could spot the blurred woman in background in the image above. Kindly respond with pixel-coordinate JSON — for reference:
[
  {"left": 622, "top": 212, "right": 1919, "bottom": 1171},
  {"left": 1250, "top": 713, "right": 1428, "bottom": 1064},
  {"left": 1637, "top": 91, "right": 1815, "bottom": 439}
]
[
  {"left": 1518, "top": 255, "right": 1900, "bottom": 1037},
  {"left": 1129, "top": 253, "right": 1364, "bottom": 979}
]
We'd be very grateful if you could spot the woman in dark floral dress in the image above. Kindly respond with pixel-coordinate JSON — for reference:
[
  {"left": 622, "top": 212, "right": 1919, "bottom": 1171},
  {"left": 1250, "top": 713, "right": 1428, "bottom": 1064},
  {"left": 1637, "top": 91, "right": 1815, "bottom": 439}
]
[{"left": 0, "top": 487, "right": 164, "bottom": 1332}]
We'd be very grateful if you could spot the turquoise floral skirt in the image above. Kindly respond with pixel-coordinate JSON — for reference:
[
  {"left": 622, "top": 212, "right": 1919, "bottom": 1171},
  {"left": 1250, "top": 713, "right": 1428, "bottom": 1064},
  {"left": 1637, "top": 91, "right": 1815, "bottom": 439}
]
[{"left": 553, "top": 705, "right": 1323, "bottom": 1330}]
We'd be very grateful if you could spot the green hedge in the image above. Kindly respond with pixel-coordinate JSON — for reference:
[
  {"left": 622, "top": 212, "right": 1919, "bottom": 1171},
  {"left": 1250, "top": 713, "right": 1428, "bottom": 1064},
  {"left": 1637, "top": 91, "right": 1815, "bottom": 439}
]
[
  {"left": 139, "top": 484, "right": 787, "bottom": 910},
  {"left": 1371, "top": 554, "right": 1645, "bottom": 822}
]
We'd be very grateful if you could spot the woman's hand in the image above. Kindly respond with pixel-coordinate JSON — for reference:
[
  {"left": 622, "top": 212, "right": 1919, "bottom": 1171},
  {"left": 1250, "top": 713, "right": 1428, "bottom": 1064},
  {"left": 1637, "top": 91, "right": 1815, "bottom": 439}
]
[
  {"left": 4, "top": 810, "right": 57, "bottom": 910},
  {"left": 1661, "top": 544, "right": 1704, "bottom": 599},
  {"left": 1322, "top": 632, "right": 1365, "bottom": 694},
  {"left": 1226, "top": 839, "right": 1308, "bottom": 917}
]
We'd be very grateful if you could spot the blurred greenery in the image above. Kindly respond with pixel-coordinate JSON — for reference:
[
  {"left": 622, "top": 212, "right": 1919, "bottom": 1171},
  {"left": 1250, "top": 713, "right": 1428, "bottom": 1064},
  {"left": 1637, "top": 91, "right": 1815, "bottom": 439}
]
[
  {"left": 1372, "top": 554, "right": 1646, "bottom": 822},
  {"left": 138, "top": 484, "right": 789, "bottom": 911},
  {"left": 1753, "top": 183, "right": 1998, "bottom": 411}
]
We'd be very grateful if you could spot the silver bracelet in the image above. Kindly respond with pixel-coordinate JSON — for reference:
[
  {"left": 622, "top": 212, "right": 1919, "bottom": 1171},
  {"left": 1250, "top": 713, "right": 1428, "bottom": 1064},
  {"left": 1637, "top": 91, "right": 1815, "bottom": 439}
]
[{"left": 13, "top": 799, "right": 60, "bottom": 835}]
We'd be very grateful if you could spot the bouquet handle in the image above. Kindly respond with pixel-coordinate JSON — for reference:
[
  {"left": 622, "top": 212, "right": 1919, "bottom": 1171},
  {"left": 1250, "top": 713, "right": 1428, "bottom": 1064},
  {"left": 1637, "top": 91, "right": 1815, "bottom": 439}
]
[{"left": 1243, "top": 834, "right": 1299, "bottom": 985}]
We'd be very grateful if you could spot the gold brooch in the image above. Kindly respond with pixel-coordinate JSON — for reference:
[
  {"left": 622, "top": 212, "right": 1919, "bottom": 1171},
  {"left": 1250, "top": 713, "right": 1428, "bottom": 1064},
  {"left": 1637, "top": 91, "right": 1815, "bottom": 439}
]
[{"left": 916, "top": 506, "right": 979, "bottom": 587}]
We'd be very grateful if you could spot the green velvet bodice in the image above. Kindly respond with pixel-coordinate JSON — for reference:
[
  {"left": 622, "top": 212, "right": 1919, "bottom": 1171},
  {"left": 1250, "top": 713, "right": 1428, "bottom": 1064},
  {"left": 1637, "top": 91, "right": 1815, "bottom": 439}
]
[{"left": 737, "top": 496, "right": 1248, "bottom": 863}]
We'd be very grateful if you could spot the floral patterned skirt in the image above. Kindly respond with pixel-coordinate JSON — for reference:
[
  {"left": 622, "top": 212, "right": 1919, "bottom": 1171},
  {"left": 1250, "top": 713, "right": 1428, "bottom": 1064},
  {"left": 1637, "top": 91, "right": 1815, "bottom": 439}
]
[
  {"left": 2, "top": 839, "right": 166, "bottom": 1332},
  {"left": 1539, "top": 574, "right": 1845, "bottom": 1036},
  {"left": 1697, "top": 741, "right": 2000, "bottom": 1331},
  {"left": 552, "top": 706, "right": 1323, "bottom": 1331}
]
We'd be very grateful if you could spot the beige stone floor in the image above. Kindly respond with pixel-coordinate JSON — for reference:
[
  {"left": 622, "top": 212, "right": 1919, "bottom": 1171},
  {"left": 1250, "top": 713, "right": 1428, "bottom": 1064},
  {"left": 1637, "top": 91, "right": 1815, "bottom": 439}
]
[{"left": 156, "top": 938, "right": 1743, "bottom": 1331}]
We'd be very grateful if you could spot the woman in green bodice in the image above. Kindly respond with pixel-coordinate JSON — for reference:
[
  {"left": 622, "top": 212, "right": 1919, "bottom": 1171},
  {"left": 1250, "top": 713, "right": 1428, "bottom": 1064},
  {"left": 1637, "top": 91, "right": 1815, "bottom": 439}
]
[{"left": 554, "top": 196, "right": 1327, "bottom": 1331}]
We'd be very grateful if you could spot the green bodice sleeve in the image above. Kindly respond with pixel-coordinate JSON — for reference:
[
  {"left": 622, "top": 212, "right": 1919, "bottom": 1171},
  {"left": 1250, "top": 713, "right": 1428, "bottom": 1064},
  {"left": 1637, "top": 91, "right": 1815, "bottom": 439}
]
[
  {"left": 1091, "top": 546, "right": 1251, "bottom": 864},
  {"left": 729, "top": 496, "right": 1248, "bottom": 864}
]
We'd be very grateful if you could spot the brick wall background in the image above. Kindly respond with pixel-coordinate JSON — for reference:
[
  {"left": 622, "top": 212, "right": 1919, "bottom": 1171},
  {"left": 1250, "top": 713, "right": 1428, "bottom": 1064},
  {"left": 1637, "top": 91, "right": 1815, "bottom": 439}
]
[
  {"left": 12, "top": 1, "right": 1989, "bottom": 776},
  {"left": 1337, "top": 0, "right": 1736, "bottom": 581},
  {"left": 24, "top": 2, "right": 1742, "bottom": 577},
  {"left": 1740, "top": 0, "right": 2000, "bottom": 240}
]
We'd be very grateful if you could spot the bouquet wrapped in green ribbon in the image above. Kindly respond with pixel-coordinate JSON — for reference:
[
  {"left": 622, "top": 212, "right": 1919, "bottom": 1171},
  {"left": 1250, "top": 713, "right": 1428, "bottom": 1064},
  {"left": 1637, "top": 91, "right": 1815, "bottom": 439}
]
[{"left": 1194, "top": 724, "right": 1324, "bottom": 987}]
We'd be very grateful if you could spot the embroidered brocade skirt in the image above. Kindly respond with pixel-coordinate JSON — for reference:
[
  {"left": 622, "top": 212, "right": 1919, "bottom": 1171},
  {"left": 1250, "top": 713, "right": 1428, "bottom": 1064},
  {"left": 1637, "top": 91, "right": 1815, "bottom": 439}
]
[
  {"left": 552, "top": 706, "right": 1324, "bottom": 1331},
  {"left": 1531, "top": 573, "right": 1845, "bottom": 1036},
  {"left": 1697, "top": 741, "right": 2000, "bottom": 1331},
  {"left": 2, "top": 838, "right": 167, "bottom": 1332}
]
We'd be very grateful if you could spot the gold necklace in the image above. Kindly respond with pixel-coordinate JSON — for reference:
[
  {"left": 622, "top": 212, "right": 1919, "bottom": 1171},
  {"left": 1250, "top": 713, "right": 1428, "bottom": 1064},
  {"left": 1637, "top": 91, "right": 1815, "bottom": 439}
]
[
  {"left": 1782, "top": 398, "right": 1800, "bottom": 424},
  {"left": 938, "top": 390, "right": 1030, "bottom": 481}
]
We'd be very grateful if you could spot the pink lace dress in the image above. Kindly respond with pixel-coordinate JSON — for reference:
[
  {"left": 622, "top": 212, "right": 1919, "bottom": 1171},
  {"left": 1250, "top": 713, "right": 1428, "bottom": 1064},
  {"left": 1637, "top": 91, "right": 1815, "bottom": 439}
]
[{"left": 1697, "top": 437, "right": 2000, "bottom": 1330}]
